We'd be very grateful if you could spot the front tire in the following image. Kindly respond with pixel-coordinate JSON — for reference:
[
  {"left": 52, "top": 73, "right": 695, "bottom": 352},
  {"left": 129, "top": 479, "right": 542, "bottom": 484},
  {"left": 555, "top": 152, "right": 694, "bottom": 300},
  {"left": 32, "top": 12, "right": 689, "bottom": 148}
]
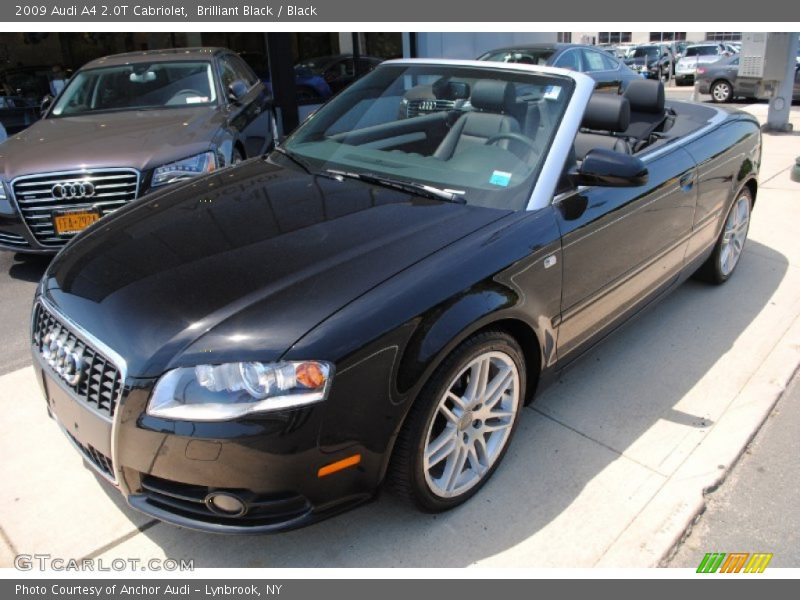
[
  {"left": 711, "top": 80, "right": 733, "bottom": 103},
  {"left": 388, "top": 330, "right": 526, "bottom": 512},
  {"left": 695, "top": 188, "right": 752, "bottom": 284}
]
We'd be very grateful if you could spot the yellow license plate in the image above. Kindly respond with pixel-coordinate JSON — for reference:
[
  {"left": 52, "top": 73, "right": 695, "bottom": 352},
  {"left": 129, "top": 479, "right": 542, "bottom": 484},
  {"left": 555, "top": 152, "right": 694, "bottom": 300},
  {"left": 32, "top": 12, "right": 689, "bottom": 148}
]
[{"left": 53, "top": 211, "right": 100, "bottom": 235}]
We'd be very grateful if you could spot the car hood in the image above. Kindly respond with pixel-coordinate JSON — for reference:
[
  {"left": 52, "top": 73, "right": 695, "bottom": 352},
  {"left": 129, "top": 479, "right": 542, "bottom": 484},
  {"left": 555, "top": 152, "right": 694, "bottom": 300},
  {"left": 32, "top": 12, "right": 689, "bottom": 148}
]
[
  {"left": 41, "top": 157, "right": 511, "bottom": 377},
  {"left": 0, "top": 107, "right": 224, "bottom": 180}
]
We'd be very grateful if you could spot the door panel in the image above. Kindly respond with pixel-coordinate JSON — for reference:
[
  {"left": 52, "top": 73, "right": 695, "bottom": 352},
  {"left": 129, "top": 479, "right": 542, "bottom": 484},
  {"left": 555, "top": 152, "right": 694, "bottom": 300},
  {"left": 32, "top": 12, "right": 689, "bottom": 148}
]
[{"left": 555, "top": 147, "right": 697, "bottom": 358}]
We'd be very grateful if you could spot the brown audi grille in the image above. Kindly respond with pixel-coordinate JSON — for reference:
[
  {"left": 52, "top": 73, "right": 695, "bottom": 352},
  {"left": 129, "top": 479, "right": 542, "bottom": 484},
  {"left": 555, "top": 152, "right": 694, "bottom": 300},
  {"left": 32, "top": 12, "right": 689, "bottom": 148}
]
[
  {"left": 0, "top": 231, "right": 30, "bottom": 248},
  {"left": 12, "top": 169, "right": 139, "bottom": 247},
  {"left": 33, "top": 303, "right": 122, "bottom": 417},
  {"left": 65, "top": 429, "right": 115, "bottom": 481}
]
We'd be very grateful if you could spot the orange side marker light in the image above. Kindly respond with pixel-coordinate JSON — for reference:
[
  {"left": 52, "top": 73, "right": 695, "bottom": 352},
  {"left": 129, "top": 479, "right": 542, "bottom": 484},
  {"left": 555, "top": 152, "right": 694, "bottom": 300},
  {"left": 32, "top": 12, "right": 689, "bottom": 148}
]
[{"left": 317, "top": 454, "right": 362, "bottom": 478}]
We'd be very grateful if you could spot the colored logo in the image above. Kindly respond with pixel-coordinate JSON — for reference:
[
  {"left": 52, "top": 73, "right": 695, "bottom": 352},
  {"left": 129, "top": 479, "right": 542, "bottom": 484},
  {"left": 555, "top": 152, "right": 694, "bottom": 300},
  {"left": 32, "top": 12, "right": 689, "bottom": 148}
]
[{"left": 697, "top": 552, "right": 773, "bottom": 573}]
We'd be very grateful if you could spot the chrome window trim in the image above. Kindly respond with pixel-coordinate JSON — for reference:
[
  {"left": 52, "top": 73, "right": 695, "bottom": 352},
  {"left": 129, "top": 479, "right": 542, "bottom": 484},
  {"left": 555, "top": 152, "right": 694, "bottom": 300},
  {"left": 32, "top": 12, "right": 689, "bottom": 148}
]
[
  {"left": 35, "top": 296, "right": 128, "bottom": 491},
  {"left": 381, "top": 59, "right": 596, "bottom": 212},
  {"left": 10, "top": 167, "right": 140, "bottom": 247}
]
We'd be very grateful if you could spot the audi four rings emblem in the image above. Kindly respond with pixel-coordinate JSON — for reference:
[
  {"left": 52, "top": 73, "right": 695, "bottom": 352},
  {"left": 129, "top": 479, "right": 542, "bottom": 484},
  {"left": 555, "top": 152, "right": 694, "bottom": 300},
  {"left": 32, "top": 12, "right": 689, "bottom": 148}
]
[
  {"left": 51, "top": 181, "right": 96, "bottom": 200},
  {"left": 39, "top": 325, "right": 85, "bottom": 387}
]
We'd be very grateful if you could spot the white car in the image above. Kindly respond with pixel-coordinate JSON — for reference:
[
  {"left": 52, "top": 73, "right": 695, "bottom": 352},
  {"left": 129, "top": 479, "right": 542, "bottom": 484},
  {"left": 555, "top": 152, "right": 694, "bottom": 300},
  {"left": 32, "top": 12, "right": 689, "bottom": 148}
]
[{"left": 675, "top": 44, "right": 727, "bottom": 85}]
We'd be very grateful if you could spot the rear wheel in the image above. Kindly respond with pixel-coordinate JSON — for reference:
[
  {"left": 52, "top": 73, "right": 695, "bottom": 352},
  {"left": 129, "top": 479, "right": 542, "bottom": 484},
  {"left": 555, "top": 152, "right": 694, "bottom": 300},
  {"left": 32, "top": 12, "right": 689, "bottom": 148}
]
[
  {"left": 388, "top": 330, "right": 526, "bottom": 512},
  {"left": 695, "top": 188, "right": 752, "bottom": 284},
  {"left": 711, "top": 80, "right": 733, "bottom": 103}
]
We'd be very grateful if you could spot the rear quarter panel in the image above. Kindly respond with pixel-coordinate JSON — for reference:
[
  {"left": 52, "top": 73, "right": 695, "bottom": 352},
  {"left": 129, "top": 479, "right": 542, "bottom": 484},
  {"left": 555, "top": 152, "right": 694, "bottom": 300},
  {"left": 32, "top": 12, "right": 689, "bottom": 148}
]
[{"left": 681, "top": 113, "right": 761, "bottom": 265}]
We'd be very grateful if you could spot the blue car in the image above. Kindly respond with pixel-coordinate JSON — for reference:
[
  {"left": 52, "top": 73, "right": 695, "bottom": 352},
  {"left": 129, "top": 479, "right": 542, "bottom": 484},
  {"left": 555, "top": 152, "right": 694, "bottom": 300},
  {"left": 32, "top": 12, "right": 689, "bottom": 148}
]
[{"left": 239, "top": 52, "right": 332, "bottom": 101}]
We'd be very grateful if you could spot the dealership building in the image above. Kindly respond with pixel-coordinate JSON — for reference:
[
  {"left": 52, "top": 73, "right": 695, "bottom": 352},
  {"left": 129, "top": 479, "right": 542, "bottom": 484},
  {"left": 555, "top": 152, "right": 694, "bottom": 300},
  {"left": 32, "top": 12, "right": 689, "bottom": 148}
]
[{"left": 0, "top": 30, "right": 742, "bottom": 134}]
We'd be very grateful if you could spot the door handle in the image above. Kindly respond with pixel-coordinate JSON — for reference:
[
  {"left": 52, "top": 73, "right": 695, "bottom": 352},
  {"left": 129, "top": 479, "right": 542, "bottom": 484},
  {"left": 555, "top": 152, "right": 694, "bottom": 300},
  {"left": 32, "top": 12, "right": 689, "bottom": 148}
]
[{"left": 679, "top": 173, "right": 696, "bottom": 191}]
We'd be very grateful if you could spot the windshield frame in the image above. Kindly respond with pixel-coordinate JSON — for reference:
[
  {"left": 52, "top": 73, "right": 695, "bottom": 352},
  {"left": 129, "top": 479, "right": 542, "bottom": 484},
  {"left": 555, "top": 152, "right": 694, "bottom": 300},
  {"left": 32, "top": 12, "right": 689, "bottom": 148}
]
[
  {"left": 282, "top": 58, "right": 593, "bottom": 212},
  {"left": 48, "top": 59, "right": 221, "bottom": 119}
]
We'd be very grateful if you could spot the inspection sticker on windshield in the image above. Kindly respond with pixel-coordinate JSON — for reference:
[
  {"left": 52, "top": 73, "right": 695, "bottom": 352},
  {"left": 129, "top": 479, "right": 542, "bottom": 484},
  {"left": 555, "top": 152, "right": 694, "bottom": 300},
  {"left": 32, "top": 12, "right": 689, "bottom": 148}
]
[
  {"left": 489, "top": 170, "right": 512, "bottom": 187},
  {"left": 543, "top": 85, "right": 561, "bottom": 100},
  {"left": 185, "top": 96, "right": 209, "bottom": 104}
]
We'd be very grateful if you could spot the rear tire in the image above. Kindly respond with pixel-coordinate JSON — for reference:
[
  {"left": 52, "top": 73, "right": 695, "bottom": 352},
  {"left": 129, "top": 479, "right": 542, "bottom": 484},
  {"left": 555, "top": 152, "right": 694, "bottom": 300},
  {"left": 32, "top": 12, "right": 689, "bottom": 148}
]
[
  {"left": 711, "top": 80, "right": 733, "bottom": 103},
  {"left": 388, "top": 330, "right": 526, "bottom": 512},
  {"left": 694, "top": 187, "right": 752, "bottom": 284}
]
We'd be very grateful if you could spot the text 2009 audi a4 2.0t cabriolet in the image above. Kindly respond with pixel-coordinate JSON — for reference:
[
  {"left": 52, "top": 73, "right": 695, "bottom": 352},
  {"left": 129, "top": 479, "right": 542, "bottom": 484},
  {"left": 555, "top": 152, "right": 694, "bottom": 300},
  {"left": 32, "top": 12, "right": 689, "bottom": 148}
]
[{"left": 31, "top": 60, "right": 760, "bottom": 533}]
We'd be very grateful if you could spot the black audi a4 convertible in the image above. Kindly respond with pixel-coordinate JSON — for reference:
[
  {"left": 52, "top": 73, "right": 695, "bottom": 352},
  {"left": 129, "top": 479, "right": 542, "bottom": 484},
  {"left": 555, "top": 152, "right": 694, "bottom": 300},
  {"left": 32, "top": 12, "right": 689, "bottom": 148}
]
[{"left": 31, "top": 59, "right": 760, "bottom": 533}]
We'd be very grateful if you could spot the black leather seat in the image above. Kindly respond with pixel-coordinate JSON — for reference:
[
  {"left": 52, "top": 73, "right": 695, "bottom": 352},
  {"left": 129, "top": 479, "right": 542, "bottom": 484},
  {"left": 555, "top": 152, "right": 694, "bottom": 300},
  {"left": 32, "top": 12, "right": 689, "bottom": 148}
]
[
  {"left": 574, "top": 94, "right": 632, "bottom": 160},
  {"left": 434, "top": 80, "right": 521, "bottom": 160},
  {"left": 621, "top": 79, "right": 666, "bottom": 149}
]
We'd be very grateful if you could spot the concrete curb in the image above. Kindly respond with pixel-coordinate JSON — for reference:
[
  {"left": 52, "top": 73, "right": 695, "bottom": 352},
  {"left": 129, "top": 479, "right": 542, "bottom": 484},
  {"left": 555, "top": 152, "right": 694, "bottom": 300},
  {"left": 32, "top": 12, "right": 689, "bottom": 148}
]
[{"left": 596, "top": 311, "right": 800, "bottom": 567}]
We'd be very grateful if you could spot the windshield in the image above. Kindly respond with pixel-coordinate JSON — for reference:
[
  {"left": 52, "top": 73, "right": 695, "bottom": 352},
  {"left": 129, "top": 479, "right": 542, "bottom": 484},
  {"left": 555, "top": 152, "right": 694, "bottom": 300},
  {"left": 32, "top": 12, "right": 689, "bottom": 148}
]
[
  {"left": 51, "top": 61, "right": 217, "bottom": 116},
  {"left": 282, "top": 64, "right": 575, "bottom": 211},
  {"left": 685, "top": 46, "right": 719, "bottom": 57},
  {"left": 633, "top": 47, "right": 660, "bottom": 59},
  {"left": 478, "top": 49, "right": 555, "bottom": 65}
]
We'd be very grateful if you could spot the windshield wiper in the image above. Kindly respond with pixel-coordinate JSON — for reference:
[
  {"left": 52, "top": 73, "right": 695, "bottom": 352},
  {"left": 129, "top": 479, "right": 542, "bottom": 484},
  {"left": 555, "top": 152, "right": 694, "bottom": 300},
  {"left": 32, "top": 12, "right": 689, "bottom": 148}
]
[
  {"left": 272, "top": 146, "right": 316, "bottom": 174},
  {"left": 326, "top": 169, "right": 466, "bottom": 204}
]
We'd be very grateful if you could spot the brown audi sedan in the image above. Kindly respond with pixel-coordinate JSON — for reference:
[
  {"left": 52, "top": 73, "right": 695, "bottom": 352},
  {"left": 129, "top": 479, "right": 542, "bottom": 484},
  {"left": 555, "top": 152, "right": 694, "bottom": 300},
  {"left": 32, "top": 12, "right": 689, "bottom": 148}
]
[{"left": 0, "top": 47, "right": 276, "bottom": 253}]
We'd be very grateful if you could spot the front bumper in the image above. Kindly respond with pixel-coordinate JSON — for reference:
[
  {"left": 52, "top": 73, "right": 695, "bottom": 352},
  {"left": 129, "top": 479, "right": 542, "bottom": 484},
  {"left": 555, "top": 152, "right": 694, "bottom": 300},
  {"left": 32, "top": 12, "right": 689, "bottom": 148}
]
[{"left": 30, "top": 301, "right": 385, "bottom": 534}]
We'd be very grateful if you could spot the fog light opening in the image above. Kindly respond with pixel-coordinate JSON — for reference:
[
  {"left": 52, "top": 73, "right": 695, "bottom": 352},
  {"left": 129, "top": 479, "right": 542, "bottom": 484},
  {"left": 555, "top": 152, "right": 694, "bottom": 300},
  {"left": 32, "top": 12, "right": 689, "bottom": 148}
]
[{"left": 204, "top": 491, "right": 248, "bottom": 517}]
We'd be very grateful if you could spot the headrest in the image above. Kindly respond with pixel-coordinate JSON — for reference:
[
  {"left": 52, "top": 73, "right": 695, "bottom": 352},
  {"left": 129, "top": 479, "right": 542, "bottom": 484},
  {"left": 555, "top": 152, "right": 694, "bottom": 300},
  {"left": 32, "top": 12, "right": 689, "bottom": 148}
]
[
  {"left": 582, "top": 94, "right": 631, "bottom": 132},
  {"left": 471, "top": 80, "right": 516, "bottom": 113},
  {"left": 623, "top": 79, "right": 665, "bottom": 114}
]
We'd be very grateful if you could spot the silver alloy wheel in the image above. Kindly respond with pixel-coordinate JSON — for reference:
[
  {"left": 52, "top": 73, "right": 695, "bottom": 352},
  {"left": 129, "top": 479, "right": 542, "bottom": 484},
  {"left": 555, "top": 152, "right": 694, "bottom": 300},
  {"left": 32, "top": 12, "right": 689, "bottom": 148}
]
[
  {"left": 719, "top": 194, "right": 750, "bottom": 276},
  {"left": 712, "top": 81, "right": 732, "bottom": 102},
  {"left": 423, "top": 350, "right": 520, "bottom": 498}
]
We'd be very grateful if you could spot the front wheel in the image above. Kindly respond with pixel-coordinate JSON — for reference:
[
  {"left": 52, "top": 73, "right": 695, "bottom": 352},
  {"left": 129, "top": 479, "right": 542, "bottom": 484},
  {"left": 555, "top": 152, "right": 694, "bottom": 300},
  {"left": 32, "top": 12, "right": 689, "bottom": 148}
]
[
  {"left": 695, "top": 188, "right": 752, "bottom": 284},
  {"left": 388, "top": 330, "right": 526, "bottom": 512}
]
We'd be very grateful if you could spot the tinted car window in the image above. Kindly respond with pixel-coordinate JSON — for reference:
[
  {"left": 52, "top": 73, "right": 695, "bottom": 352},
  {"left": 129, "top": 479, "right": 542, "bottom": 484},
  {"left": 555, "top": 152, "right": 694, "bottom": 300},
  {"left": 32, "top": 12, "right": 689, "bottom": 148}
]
[
  {"left": 220, "top": 55, "right": 257, "bottom": 89},
  {"left": 633, "top": 46, "right": 661, "bottom": 59},
  {"left": 228, "top": 55, "right": 259, "bottom": 87},
  {"left": 479, "top": 49, "right": 555, "bottom": 65},
  {"left": 581, "top": 49, "right": 616, "bottom": 72},
  {"left": 686, "top": 45, "right": 720, "bottom": 57},
  {"left": 553, "top": 49, "right": 580, "bottom": 71}
]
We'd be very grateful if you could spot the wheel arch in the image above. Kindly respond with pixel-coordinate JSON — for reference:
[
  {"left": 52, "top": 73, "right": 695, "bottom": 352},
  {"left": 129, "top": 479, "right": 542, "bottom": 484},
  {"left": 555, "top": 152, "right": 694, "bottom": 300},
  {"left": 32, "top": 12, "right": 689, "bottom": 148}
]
[{"left": 379, "top": 309, "right": 546, "bottom": 487}]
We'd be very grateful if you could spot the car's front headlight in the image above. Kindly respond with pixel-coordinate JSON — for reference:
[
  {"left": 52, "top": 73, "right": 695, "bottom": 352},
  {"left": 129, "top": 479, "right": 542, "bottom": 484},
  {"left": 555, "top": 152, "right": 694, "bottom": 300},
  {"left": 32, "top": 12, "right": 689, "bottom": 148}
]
[
  {"left": 0, "top": 179, "right": 7, "bottom": 200},
  {"left": 147, "top": 361, "right": 333, "bottom": 421},
  {"left": 151, "top": 151, "right": 217, "bottom": 187}
]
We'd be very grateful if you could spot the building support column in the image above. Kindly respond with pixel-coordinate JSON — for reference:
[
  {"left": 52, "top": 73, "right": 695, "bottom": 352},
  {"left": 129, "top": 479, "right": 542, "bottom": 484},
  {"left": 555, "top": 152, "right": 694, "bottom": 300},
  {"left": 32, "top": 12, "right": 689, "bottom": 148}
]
[{"left": 265, "top": 33, "right": 299, "bottom": 136}]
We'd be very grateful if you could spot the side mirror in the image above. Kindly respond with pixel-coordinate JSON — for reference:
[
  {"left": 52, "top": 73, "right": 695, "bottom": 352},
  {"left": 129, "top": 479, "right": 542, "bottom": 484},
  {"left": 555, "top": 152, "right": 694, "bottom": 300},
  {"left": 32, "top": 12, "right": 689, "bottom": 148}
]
[
  {"left": 574, "top": 148, "right": 649, "bottom": 187},
  {"left": 40, "top": 94, "right": 53, "bottom": 117},
  {"left": 227, "top": 80, "right": 249, "bottom": 104}
]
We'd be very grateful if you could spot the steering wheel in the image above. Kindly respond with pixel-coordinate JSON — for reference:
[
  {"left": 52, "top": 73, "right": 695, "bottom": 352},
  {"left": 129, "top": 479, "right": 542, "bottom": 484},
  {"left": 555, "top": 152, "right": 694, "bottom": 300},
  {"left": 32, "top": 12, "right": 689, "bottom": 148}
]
[{"left": 485, "top": 132, "right": 537, "bottom": 161}]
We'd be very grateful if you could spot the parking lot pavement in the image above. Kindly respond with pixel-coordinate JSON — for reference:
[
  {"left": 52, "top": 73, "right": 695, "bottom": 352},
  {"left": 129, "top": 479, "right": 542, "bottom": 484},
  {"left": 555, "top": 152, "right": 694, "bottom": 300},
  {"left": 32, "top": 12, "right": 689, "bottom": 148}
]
[
  {"left": 1, "top": 105, "right": 799, "bottom": 569},
  {"left": 0, "top": 253, "right": 49, "bottom": 376}
]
